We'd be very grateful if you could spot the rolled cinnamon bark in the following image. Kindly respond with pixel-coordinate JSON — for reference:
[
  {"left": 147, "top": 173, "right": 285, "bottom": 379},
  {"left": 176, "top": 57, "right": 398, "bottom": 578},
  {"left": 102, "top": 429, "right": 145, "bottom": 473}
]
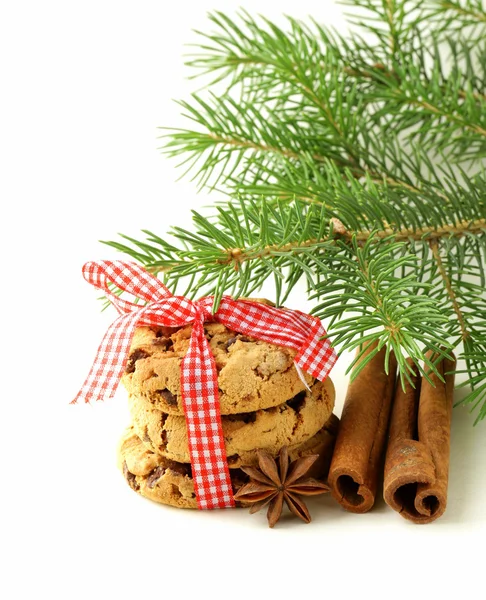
[
  {"left": 328, "top": 341, "right": 397, "bottom": 512},
  {"left": 308, "top": 413, "right": 340, "bottom": 480},
  {"left": 384, "top": 352, "right": 456, "bottom": 523}
]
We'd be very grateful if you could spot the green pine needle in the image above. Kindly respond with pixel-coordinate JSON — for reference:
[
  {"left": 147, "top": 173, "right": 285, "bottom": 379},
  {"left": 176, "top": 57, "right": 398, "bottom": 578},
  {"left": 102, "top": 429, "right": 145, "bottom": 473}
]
[{"left": 104, "top": 0, "right": 486, "bottom": 424}]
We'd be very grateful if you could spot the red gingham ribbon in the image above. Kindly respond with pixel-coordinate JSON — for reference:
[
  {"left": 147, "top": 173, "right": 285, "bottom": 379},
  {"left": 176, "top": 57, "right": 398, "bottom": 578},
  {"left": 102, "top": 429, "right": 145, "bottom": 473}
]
[{"left": 74, "top": 261, "right": 337, "bottom": 509}]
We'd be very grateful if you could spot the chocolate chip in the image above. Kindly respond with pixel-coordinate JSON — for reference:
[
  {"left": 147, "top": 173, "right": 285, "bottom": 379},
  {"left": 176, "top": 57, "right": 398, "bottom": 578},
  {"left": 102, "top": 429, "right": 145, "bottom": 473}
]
[
  {"left": 147, "top": 465, "right": 166, "bottom": 489},
  {"left": 286, "top": 390, "right": 307, "bottom": 413},
  {"left": 163, "top": 458, "right": 192, "bottom": 478},
  {"left": 225, "top": 337, "right": 237, "bottom": 349},
  {"left": 242, "top": 412, "right": 257, "bottom": 424},
  {"left": 226, "top": 412, "right": 257, "bottom": 424},
  {"left": 231, "top": 469, "right": 249, "bottom": 494},
  {"left": 225, "top": 335, "right": 252, "bottom": 349},
  {"left": 125, "top": 349, "right": 149, "bottom": 374},
  {"left": 160, "top": 430, "right": 168, "bottom": 446},
  {"left": 159, "top": 414, "right": 168, "bottom": 448},
  {"left": 153, "top": 326, "right": 177, "bottom": 338},
  {"left": 155, "top": 388, "right": 177, "bottom": 406},
  {"left": 151, "top": 337, "right": 173, "bottom": 351},
  {"left": 122, "top": 461, "right": 140, "bottom": 491},
  {"left": 227, "top": 454, "right": 239, "bottom": 465}
]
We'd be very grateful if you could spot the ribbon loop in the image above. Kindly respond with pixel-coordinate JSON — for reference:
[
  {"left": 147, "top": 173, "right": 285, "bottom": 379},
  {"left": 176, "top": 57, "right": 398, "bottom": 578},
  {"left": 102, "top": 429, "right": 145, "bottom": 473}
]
[{"left": 82, "top": 260, "right": 172, "bottom": 313}]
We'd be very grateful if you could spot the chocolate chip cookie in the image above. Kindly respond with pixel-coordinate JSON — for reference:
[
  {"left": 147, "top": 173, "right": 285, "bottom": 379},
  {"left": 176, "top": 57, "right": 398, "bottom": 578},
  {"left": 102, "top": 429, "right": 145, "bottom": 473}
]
[
  {"left": 121, "top": 322, "right": 316, "bottom": 415},
  {"left": 118, "top": 415, "right": 339, "bottom": 509},
  {"left": 128, "top": 377, "right": 335, "bottom": 467}
]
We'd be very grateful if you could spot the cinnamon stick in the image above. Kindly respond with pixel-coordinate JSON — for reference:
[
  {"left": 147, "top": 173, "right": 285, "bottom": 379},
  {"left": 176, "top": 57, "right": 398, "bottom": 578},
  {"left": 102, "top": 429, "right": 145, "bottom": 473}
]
[
  {"left": 328, "top": 341, "right": 397, "bottom": 512},
  {"left": 384, "top": 352, "right": 456, "bottom": 523}
]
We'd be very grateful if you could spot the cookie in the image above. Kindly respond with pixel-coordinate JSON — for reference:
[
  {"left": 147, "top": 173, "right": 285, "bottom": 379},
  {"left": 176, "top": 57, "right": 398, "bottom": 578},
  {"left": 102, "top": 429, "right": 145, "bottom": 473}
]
[
  {"left": 128, "top": 378, "right": 335, "bottom": 467},
  {"left": 121, "top": 322, "right": 315, "bottom": 415},
  {"left": 118, "top": 416, "right": 339, "bottom": 509}
]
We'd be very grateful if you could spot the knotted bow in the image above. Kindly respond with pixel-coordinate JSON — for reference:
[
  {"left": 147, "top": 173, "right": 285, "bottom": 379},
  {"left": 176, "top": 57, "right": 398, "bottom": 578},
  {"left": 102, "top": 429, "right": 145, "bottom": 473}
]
[{"left": 74, "top": 261, "right": 337, "bottom": 509}]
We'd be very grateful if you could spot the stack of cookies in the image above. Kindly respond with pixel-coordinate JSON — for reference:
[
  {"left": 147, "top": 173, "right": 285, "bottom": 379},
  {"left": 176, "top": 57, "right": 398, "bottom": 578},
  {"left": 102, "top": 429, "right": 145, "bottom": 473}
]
[{"left": 117, "top": 318, "right": 338, "bottom": 509}]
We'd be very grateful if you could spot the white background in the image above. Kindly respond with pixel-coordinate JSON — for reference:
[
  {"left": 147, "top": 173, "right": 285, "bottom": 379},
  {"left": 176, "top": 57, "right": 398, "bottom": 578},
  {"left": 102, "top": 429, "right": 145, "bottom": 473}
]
[{"left": 1, "top": 1, "right": 485, "bottom": 599}]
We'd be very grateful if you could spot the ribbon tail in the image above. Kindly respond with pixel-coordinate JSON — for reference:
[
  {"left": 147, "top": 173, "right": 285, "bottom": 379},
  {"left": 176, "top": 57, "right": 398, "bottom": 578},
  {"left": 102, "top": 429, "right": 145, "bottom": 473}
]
[
  {"left": 72, "top": 311, "right": 141, "bottom": 404},
  {"left": 295, "top": 321, "right": 338, "bottom": 382},
  {"left": 181, "top": 318, "right": 235, "bottom": 509}
]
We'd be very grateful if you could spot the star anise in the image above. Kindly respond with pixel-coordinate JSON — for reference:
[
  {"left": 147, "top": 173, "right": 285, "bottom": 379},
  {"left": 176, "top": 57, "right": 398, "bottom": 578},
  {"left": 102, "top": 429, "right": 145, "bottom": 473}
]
[{"left": 234, "top": 446, "right": 330, "bottom": 528}]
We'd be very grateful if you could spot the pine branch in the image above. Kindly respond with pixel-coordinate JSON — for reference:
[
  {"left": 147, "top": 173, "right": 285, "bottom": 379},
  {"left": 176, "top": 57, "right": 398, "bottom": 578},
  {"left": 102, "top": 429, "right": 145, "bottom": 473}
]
[
  {"left": 432, "top": 0, "right": 486, "bottom": 24},
  {"left": 110, "top": 2, "right": 486, "bottom": 423},
  {"left": 106, "top": 190, "right": 486, "bottom": 420},
  {"left": 310, "top": 235, "right": 454, "bottom": 387},
  {"left": 104, "top": 196, "right": 480, "bottom": 308},
  {"left": 182, "top": 7, "right": 486, "bottom": 163}
]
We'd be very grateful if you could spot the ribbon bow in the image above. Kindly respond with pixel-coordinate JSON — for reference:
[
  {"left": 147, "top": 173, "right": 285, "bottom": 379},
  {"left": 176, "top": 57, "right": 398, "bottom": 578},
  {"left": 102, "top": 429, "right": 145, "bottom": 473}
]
[{"left": 74, "top": 261, "right": 337, "bottom": 509}]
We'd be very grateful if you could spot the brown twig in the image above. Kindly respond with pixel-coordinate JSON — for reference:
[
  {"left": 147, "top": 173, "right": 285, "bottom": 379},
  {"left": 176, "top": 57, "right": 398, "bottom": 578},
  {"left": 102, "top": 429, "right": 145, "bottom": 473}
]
[
  {"left": 429, "top": 237, "right": 470, "bottom": 341},
  {"left": 147, "top": 218, "right": 486, "bottom": 274},
  {"left": 205, "top": 133, "right": 428, "bottom": 197},
  {"left": 438, "top": 1, "right": 486, "bottom": 23}
]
